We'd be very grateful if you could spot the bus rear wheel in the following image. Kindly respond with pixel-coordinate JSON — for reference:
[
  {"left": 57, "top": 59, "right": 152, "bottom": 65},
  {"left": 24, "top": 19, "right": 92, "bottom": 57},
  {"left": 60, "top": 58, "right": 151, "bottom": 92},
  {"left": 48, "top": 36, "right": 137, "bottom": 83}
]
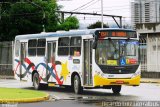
[
  {"left": 112, "top": 85, "right": 121, "bottom": 94},
  {"left": 73, "top": 75, "right": 83, "bottom": 94}
]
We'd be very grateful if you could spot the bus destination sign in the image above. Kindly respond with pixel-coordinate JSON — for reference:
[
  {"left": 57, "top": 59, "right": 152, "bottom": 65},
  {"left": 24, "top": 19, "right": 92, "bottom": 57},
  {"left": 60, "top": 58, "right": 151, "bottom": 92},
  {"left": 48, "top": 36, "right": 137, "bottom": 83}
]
[{"left": 96, "top": 30, "right": 137, "bottom": 39}]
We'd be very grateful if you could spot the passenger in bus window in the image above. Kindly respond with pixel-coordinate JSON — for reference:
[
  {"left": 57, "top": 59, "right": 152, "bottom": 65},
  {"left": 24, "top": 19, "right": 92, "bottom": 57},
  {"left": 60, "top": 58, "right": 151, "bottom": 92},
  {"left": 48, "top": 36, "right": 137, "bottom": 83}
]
[{"left": 74, "top": 51, "right": 80, "bottom": 56}]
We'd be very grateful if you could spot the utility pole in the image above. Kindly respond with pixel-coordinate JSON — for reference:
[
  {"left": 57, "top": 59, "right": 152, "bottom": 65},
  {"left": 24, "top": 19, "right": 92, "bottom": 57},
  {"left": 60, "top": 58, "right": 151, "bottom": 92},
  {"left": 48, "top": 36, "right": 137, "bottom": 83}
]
[
  {"left": 101, "top": 0, "right": 104, "bottom": 28},
  {"left": 61, "top": 12, "right": 64, "bottom": 23},
  {"left": 42, "top": 12, "right": 46, "bottom": 32}
]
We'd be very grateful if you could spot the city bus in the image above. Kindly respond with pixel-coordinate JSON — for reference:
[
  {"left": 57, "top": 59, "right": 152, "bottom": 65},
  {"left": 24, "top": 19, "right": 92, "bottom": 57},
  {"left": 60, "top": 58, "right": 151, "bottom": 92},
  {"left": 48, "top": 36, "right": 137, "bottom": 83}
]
[{"left": 13, "top": 28, "right": 141, "bottom": 94}]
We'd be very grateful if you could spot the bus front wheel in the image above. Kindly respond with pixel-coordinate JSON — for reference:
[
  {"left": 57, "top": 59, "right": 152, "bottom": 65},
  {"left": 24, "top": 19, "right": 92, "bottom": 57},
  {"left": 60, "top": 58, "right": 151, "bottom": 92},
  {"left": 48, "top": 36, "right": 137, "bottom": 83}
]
[
  {"left": 73, "top": 75, "right": 83, "bottom": 94},
  {"left": 112, "top": 85, "right": 121, "bottom": 94}
]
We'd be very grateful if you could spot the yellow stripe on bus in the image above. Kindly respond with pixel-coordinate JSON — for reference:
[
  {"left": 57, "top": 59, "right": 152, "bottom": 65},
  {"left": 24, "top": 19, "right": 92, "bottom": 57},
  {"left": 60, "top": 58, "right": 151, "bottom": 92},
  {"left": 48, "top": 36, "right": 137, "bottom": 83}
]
[
  {"left": 48, "top": 83, "right": 55, "bottom": 87},
  {"left": 94, "top": 75, "right": 140, "bottom": 86}
]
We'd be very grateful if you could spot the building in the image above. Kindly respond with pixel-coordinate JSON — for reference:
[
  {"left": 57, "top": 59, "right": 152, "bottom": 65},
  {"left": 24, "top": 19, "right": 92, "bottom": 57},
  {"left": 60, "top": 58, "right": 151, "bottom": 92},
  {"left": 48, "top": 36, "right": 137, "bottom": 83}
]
[
  {"left": 131, "top": 0, "right": 160, "bottom": 29},
  {"left": 137, "top": 23, "right": 160, "bottom": 78},
  {"left": 132, "top": 0, "right": 160, "bottom": 78}
]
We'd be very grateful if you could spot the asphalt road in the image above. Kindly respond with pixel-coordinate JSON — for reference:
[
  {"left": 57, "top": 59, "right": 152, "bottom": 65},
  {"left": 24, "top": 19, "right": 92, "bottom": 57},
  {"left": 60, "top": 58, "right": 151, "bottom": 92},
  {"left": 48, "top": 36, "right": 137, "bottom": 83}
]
[{"left": 0, "top": 79, "right": 160, "bottom": 107}]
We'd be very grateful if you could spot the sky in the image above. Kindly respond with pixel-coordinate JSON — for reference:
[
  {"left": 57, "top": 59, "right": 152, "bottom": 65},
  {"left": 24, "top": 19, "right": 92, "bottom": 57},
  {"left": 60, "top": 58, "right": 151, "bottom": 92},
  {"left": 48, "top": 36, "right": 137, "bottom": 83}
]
[{"left": 57, "top": 0, "right": 131, "bottom": 28}]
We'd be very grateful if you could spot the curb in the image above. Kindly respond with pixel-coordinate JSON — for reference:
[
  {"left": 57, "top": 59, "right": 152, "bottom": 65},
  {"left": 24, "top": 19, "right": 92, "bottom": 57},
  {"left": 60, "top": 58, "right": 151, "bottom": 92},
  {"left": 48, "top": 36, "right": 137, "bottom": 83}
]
[
  {"left": 141, "top": 81, "right": 160, "bottom": 84},
  {"left": 0, "top": 93, "right": 49, "bottom": 104},
  {"left": 0, "top": 76, "right": 14, "bottom": 80},
  {"left": 140, "top": 80, "right": 160, "bottom": 84}
]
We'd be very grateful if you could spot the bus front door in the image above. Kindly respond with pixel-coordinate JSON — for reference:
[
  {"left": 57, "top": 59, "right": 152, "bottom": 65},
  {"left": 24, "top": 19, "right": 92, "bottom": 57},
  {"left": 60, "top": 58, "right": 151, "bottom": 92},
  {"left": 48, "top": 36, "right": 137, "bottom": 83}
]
[
  {"left": 47, "top": 41, "right": 56, "bottom": 83},
  {"left": 83, "top": 40, "right": 92, "bottom": 86},
  {"left": 20, "top": 42, "right": 27, "bottom": 80}
]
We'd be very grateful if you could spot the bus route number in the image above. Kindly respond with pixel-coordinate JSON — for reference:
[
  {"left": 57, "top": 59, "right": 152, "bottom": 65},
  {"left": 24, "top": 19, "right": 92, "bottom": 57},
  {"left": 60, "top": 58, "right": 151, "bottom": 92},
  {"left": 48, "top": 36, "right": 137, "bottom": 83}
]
[{"left": 99, "top": 32, "right": 108, "bottom": 38}]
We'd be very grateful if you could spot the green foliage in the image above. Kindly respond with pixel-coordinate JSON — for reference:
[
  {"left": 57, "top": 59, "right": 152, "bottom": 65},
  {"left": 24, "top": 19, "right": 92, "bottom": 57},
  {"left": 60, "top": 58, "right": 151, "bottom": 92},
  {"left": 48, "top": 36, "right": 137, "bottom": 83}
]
[
  {"left": 58, "top": 16, "right": 79, "bottom": 31},
  {"left": 87, "top": 21, "right": 109, "bottom": 29},
  {"left": 0, "top": 0, "right": 59, "bottom": 41}
]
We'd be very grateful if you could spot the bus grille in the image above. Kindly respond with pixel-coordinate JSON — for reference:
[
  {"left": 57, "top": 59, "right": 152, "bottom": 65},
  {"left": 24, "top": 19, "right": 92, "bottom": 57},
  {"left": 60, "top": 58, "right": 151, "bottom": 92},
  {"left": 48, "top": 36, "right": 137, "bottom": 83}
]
[{"left": 98, "top": 65, "right": 139, "bottom": 74}]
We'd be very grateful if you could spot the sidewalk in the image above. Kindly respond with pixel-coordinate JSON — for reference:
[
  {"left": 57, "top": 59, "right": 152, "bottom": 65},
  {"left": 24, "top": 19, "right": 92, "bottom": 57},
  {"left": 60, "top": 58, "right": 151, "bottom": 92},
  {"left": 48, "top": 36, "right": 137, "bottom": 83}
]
[
  {"left": 140, "top": 78, "right": 160, "bottom": 84},
  {"left": 0, "top": 76, "right": 14, "bottom": 79}
]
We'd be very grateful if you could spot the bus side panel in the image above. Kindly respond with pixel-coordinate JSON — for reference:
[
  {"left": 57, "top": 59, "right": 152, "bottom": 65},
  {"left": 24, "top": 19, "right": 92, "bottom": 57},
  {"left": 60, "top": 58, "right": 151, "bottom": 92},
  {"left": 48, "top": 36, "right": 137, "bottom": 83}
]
[
  {"left": 14, "top": 56, "right": 21, "bottom": 80},
  {"left": 29, "top": 56, "right": 48, "bottom": 84},
  {"left": 47, "top": 49, "right": 82, "bottom": 86},
  {"left": 53, "top": 53, "right": 83, "bottom": 86},
  {"left": 55, "top": 56, "right": 71, "bottom": 86},
  {"left": 69, "top": 56, "right": 82, "bottom": 86}
]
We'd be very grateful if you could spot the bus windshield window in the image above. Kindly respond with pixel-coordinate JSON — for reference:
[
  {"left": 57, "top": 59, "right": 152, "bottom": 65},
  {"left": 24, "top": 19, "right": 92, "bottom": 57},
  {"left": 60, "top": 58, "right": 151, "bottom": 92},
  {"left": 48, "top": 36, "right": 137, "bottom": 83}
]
[{"left": 95, "top": 39, "right": 139, "bottom": 66}]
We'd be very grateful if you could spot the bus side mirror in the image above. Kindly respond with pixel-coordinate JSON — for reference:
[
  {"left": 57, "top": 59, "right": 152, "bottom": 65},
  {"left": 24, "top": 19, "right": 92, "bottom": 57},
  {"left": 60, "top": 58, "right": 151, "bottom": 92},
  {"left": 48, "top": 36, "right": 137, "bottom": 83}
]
[
  {"left": 93, "top": 34, "right": 98, "bottom": 49},
  {"left": 92, "top": 41, "right": 97, "bottom": 49}
]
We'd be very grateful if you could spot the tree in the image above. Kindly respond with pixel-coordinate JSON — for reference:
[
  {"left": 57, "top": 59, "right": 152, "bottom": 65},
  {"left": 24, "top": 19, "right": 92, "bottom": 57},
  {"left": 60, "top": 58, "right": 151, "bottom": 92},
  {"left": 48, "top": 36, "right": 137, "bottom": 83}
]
[
  {"left": 87, "top": 21, "right": 109, "bottom": 29},
  {"left": 58, "top": 16, "right": 79, "bottom": 31},
  {"left": 0, "top": 0, "right": 59, "bottom": 41}
]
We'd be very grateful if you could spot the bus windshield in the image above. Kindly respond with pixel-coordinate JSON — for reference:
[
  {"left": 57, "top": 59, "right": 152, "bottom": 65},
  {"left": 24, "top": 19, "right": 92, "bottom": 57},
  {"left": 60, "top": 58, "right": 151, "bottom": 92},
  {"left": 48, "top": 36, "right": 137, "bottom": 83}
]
[{"left": 95, "top": 39, "right": 139, "bottom": 66}]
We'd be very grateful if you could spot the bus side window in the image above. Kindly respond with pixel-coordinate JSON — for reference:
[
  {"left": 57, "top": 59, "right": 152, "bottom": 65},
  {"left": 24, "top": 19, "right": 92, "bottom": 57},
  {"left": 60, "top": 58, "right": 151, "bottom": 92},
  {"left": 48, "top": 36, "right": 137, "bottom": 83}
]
[
  {"left": 53, "top": 43, "right": 56, "bottom": 58},
  {"left": 58, "top": 37, "right": 69, "bottom": 56},
  {"left": 70, "top": 37, "right": 81, "bottom": 56},
  {"left": 51, "top": 43, "right": 56, "bottom": 63},
  {"left": 28, "top": 39, "right": 37, "bottom": 56},
  {"left": 37, "top": 39, "right": 46, "bottom": 56}
]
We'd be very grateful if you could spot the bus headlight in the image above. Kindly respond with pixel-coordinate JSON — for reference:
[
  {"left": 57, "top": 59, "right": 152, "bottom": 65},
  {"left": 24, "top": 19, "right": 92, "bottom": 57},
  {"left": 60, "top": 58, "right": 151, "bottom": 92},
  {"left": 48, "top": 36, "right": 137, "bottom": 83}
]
[{"left": 132, "top": 71, "right": 141, "bottom": 78}]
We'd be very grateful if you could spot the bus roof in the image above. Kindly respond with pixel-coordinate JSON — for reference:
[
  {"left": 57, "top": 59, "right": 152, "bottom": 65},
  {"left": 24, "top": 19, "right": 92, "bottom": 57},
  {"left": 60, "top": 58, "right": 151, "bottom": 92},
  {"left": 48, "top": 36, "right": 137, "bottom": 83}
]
[{"left": 15, "top": 28, "right": 135, "bottom": 40}]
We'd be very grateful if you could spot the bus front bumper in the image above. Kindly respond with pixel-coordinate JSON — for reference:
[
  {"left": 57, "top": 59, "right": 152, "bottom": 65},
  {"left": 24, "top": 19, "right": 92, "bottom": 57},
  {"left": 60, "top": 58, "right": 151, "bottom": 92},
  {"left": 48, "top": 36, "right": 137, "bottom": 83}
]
[{"left": 94, "top": 75, "right": 140, "bottom": 87}]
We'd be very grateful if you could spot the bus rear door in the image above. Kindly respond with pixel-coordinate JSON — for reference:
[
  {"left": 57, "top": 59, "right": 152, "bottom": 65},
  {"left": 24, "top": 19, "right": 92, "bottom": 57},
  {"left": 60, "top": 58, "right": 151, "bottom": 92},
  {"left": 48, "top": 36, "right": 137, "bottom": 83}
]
[
  {"left": 20, "top": 42, "right": 27, "bottom": 80},
  {"left": 47, "top": 41, "right": 56, "bottom": 83}
]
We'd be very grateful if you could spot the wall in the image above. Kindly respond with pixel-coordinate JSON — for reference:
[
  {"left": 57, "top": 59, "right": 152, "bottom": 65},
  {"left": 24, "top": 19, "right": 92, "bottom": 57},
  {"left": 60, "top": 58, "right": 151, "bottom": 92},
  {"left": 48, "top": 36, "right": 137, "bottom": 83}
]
[
  {"left": 0, "top": 41, "right": 13, "bottom": 76},
  {"left": 137, "top": 23, "right": 160, "bottom": 78}
]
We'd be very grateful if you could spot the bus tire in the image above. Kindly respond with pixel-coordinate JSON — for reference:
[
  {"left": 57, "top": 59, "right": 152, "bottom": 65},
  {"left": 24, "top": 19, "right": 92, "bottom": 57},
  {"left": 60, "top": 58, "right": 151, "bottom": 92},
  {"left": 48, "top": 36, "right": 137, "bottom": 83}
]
[
  {"left": 33, "top": 72, "right": 41, "bottom": 90},
  {"left": 112, "top": 85, "right": 121, "bottom": 94},
  {"left": 73, "top": 75, "right": 83, "bottom": 94}
]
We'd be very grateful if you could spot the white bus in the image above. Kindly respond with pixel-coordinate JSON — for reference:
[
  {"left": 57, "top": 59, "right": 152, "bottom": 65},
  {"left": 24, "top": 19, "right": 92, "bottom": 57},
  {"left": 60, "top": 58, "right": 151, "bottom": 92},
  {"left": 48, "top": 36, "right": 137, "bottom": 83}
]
[{"left": 13, "top": 28, "right": 141, "bottom": 94}]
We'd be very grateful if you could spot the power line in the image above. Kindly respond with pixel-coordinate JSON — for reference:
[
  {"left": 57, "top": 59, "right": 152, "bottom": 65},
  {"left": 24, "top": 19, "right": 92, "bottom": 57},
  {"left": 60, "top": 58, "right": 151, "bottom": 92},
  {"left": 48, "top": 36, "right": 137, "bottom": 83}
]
[
  {"left": 78, "top": 17, "right": 127, "bottom": 22},
  {"left": 77, "top": 0, "right": 100, "bottom": 11},
  {"left": 77, "top": 16, "right": 127, "bottom": 20},
  {"left": 0, "top": 2, "right": 31, "bottom": 4},
  {"left": 57, "top": 11, "right": 123, "bottom": 28},
  {"left": 0, "top": 12, "right": 42, "bottom": 17},
  {"left": 71, "top": 0, "right": 97, "bottom": 12},
  {"left": 57, "top": 11, "right": 122, "bottom": 17},
  {"left": 70, "top": 2, "right": 130, "bottom": 14},
  {"left": 80, "top": 8, "right": 130, "bottom": 13},
  {"left": 88, "top": 5, "right": 130, "bottom": 10}
]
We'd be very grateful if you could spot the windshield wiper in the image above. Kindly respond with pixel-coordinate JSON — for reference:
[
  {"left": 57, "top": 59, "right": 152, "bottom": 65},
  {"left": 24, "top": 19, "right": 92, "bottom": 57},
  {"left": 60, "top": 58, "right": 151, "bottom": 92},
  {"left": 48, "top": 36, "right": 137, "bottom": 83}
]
[{"left": 108, "top": 38, "right": 118, "bottom": 52}]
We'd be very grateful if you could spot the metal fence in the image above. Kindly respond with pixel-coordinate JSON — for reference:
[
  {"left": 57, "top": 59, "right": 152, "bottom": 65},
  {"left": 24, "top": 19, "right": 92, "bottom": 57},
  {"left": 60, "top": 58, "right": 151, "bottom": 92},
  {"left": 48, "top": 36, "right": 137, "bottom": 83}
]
[
  {"left": 139, "top": 34, "right": 160, "bottom": 78},
  {"left": 0, "top": 41, "right": 14, "bottom": 77},
  {"left": 139, "top": 36, "right": 147, "bottom": 72}
]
